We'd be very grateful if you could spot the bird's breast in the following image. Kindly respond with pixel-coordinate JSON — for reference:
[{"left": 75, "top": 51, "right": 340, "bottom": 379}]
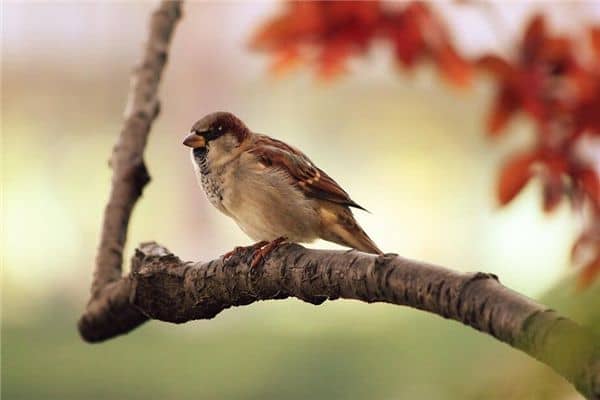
[
  {"left": 192, "top": 150, "right": 227, "bottom": 213},
  {"left": 222, "top": 162, "right": 321, "bottom": 243},
  {"left": 191, "top": 149, "right": 321, "bottom": 243},
  {"left": 200, "top": 172, "right": 225, "bottom": 210}
]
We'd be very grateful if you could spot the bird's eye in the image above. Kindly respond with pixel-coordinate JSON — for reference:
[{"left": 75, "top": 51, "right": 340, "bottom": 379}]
[{"left": 217, "top": 125, "right": 223, "bottom": 132}]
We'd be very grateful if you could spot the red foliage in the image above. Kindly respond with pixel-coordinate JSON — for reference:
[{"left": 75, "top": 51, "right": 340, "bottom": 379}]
[
  {"left": 251, "top": 2, "right": 472, "bottom": 85},
  {"left": 253, "top": 2, "right": 600, "bottom": 287},
  {"left": 497, "top": 151, "right": 537, "bottom": 205},
  {"left": 572, "top": 225, "right": 600, "bottom": 289},
  {"left": 478, "top": 16, "right": 600, "bottom": 287}
]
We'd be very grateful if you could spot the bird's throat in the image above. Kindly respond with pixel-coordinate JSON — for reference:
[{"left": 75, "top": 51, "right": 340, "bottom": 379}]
[
  {"left": 193, "top": 147, "right": 210, "bottom": 175},
  {"left": 193, "top": 146, "right": 207, "bottom": 156}
]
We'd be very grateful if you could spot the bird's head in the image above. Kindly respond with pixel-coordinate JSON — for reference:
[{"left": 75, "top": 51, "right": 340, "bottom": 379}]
[{"left": 183, "top": 112, "right": 250, "bottom": 158}]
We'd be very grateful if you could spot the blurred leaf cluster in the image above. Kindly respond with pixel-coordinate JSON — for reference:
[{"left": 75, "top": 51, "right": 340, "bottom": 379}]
[{"left": 251, "top": 1, "right": 471, "bottom": 84}]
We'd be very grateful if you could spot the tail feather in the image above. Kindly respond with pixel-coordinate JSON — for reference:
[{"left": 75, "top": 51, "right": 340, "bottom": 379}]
[
  {"left": 336, "top": 224, "right": 382, "bottom": 255},
  {"left": 319, "top": 204, "right": 383, "bottom": 255}
]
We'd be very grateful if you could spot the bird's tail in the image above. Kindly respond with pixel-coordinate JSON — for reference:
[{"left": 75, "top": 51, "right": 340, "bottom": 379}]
[
  {"left": 340, "top": 224, "right": 383, "bottom": 255},
  {"left": 320, "top": 205, "right": 383, "bottom": 255}
]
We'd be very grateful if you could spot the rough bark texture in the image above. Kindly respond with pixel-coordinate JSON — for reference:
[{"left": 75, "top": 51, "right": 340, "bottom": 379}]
[
  {"left": 81, "top": 0, "right": 183, "bottom": 338},
  {"left": 79, "top": 1, "right": 600, "bottom": 399},
  {"left": 80, "top": 242, "right": 600, "bottom": 399}
]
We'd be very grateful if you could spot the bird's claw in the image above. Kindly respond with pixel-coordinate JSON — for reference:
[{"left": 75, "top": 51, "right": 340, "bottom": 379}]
[
  {"left": 250, "top": 237, "right": 287, "bottom": 268},
  {"left": 222, "top": 241, "right": 268, "bottom": 263}
]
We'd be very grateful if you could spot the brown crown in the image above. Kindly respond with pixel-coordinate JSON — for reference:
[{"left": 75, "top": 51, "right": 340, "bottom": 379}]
[{"left": 192, "top": 111, "right": 250, "bottom": 142}]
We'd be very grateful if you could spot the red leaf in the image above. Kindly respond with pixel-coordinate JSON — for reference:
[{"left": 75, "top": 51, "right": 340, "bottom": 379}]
[
  {"left": 250, "top": 3, "right": 321, "bottom": 50},
  {"left": 318, "top": 40, "right": 351, "bottom": 78},
  {"left": 571, "top": 226, "right": 600, "bottom": 263},
  {"left": 577, "top": 256, "right": 600, "bottom": 290},
  {"left": 497, "top": 152, "right": 538, "bottom": 205},
  {"left": 576, "top": 96, "right": 600, "bottom": 136},
  {"left": 487, "top": 86, "right": 520, "bottom": 135},
  {"left": 269, "top": 48, "right": 302, "bottom": 76},
  {"left": 540, "top": 154, "right": 568, "bottom": 212},
  {"left": 542, "top": 175, "right": 564, "bottom": 212},
  {"left": 543, "top": 152, "right": 569, "bottom": 174},
  {"left": 590, "top": 27, "right": 600, "bottom": 60},
  {"left": 570, "top": 66, "right": 598, "bottom": 103},
  {"left": 325, "top": 1, "right": 381, "bottom": 27},
  {"left": 522, "top": 15, "right": 547, "bottom": 64},
  {"left": 571, "top": 232, "right": 592, "bottom": 264},
  {"left": 539, "top": 37, "right": 572, "bottom": 64},
  {"left": 435, "top": 44, "right": 472, "bottom": 87},
  {"left": 519, "top": 69, "right": 546, "bottom": 122},
  {"left": 389, "top": 14, "right": 425, "bottom": 67},
  {"left": 577, "top": 168, "right": 600, "bottom": 208},
  {"left": 476, "top": 55, "right": 514, "bottom": 80}
]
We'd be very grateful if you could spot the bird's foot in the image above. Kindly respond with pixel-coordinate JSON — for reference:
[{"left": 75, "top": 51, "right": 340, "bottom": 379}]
[
  {"left": 250, "top": 237, "right": 287, "bottom": 268},
  {"left": 223, "top": 241, "right": 269, "bottom": 262}
]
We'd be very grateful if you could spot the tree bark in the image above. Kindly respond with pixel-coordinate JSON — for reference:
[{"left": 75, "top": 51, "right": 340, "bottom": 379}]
[{"left": 79, "top": 1, "right": 600, "bottom": 399}]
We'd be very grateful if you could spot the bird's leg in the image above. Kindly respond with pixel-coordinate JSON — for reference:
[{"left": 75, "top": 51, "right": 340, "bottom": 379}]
[
  {"left": 222, "top": 240, "right": 269, "bottom": 262},
  {"left": 250, "top": 236, "right": 287, "bottom": 268}
]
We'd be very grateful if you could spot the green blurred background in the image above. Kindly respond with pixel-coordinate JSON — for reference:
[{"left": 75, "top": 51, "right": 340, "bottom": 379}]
[{"left": 3, "top": 2, "right": 599, "bottom": 399}]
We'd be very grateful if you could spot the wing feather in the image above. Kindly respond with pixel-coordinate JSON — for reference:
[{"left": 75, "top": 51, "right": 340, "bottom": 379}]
[{"left": 248, "top": 135, "right": 367, "bottom": 211}]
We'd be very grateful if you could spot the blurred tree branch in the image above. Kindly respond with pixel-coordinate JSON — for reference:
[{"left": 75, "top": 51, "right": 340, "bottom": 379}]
[
  {"left": 79, "top": 0, "right": 182, "bottom": 340},
  {"left": 78, "top": 1, "right": 600, "bottom": 399}
]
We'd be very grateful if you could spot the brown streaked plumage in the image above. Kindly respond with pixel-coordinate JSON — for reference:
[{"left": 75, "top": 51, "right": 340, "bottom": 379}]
[
  {"left": 249, "top": 135, "right": 368, "bottom": 211},
  {"left": 183, "top": 111, "right": 382, "bottom": 256}
]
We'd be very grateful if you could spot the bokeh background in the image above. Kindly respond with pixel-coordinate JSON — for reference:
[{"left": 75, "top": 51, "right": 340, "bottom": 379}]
[{"left": 3, "top": 2, "right": 600, "bottom": 399}]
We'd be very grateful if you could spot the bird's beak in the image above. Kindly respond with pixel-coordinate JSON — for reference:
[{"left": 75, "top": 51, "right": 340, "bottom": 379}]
[{"left": 183, "top": 132, "right": 206, "bottom": 149}]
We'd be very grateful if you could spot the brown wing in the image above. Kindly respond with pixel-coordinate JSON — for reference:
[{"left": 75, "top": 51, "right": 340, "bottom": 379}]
[{"left": 249, "top": 134, "right": 367, "bottom": 211}]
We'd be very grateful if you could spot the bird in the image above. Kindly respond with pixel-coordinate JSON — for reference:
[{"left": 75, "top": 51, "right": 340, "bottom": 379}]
[{"left": 182, "top": 111, "right": 382, "bottom": 264}]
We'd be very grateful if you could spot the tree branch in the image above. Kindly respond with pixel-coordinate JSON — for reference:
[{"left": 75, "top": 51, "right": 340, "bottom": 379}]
[
  {"left": 81, "top": 0, "right": 182, "bottom": 336},
  {"left": 79, "top": 242, "right": 600, "bottom": 399}
]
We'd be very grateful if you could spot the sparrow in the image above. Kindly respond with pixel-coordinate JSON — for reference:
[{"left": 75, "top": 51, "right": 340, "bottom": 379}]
[{"left": 183, "top": 111, "right": 382, "bottom": 263}]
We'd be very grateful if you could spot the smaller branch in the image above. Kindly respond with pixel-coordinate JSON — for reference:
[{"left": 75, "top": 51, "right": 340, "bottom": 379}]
[
  {"left": 81, "top": 0, "right": 182, "bottom": 337},
  {"left": 92, "top": 0, "right": 182, "bottom": 295},
  {"left": 79, "top": 242, "right": 600, "bottom": 400}
]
